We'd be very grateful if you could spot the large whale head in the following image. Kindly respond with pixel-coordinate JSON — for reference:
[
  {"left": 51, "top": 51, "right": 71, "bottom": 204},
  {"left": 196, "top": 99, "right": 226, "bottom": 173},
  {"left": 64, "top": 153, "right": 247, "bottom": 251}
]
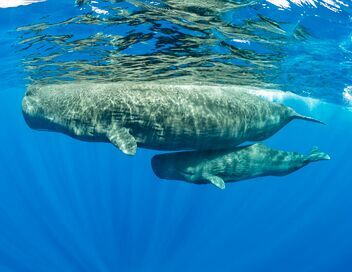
[
  {"left": 151, "top": 152, "right": 206, "bottom": 183},
  {"left": 152, "top": 154, "right": 185, "bottom": 181},
  {"left": 22, "top": 85, "right": 68, "bottom": 132},
  {"left": 22, "top": 86, "right": 49, "bottom": 130}
]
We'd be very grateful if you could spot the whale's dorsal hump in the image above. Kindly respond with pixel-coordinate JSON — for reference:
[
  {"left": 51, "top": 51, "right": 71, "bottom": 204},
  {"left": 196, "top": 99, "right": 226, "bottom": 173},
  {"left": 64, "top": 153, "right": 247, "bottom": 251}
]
[
  {"left": 203, "top": 174, "right": 225, "bottom": 190},
  {"left": 107, "top": 125, "right": 137, "bottom": 156}
]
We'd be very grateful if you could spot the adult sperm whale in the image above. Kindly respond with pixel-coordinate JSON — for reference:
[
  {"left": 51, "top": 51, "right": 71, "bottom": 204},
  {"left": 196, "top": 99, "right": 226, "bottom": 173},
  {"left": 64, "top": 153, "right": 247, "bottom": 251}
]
[
  {"left": 22, "top": 82, "right": 323, "bottom": 155},
  {"left": 151, "top": 143, "right": 330, "bottom": 189}
]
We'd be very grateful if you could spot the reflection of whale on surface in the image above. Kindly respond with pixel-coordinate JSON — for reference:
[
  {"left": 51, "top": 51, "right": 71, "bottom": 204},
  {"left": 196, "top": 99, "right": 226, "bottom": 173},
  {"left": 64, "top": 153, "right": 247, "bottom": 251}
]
[
  {"left": 151, "top": 143, "right": 330, "bottom": 189},
  {"left": 22, "top": 82, "right": 323, "bottom": 155}
]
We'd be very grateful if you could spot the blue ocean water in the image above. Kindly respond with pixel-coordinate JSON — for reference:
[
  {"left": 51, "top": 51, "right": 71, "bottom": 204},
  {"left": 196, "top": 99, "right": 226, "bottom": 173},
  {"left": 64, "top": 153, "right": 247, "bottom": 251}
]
[{"left": 1, "top": 1, "right": 352, "bottom": 271}]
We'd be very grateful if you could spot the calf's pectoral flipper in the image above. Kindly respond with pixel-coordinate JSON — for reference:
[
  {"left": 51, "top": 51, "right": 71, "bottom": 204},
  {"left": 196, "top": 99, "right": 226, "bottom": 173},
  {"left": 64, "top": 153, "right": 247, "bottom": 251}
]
[
  {"left": 203, "top": 174, "right": 225, "bottom": 190},
  {"left": 107, "top": 125, "right": 137, "bottom": 155}
]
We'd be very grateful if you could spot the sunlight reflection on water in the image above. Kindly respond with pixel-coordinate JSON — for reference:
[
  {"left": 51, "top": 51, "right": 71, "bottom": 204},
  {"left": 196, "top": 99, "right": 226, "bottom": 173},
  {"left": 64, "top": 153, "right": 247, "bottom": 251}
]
[{"left": 7, "top": 0, "right": 352, "bottom": 106}]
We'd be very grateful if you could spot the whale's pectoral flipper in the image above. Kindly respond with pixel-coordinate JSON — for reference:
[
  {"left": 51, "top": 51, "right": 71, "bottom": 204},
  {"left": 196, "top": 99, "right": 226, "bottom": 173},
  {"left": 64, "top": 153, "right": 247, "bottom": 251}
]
[
  {"left": 107, "top": 126, "right": 137, "bottom": 155},
  {"left": 203, "top": 174, "right": 225, "bottom": 189}
]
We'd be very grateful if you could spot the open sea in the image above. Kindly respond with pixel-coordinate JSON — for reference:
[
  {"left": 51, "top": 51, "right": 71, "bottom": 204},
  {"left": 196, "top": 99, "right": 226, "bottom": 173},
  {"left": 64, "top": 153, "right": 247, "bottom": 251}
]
[{"left": 1, "top": 0, "right": 352, "bottom": 271}]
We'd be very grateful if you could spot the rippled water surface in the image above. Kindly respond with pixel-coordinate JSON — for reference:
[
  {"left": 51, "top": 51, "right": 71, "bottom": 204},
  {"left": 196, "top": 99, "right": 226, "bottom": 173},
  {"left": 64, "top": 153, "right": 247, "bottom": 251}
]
[{"left": 1, "top": 0, "right": 351, "bottom": 104}]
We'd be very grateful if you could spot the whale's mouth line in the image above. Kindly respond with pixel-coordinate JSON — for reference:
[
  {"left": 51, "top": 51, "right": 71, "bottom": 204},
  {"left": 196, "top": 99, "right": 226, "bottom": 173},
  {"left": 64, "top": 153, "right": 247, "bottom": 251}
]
[{"left": 22, "top": 109, "right": 52, "bottom": 131}]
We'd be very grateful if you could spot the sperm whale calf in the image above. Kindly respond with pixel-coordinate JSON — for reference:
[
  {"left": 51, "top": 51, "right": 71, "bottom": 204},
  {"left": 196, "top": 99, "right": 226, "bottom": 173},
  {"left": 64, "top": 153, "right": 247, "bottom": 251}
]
[{"left": 152, "top": 143, "right": 330, "bottom": 189}]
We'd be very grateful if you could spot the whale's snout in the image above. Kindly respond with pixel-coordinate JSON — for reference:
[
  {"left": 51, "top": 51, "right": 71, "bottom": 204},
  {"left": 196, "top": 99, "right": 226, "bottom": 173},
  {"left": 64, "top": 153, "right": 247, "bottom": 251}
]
[
  {"left": 22, "top": 92, "right": 47, "bottom": 130},
  {"left": 151, "top": 155, "right": 183, "bottom": 181},
  {"left": 151, "top": 153, "right": 197, "bottom": 183},
  {"left": 151, "top": 155, "right": 171, "bottom": 179}
]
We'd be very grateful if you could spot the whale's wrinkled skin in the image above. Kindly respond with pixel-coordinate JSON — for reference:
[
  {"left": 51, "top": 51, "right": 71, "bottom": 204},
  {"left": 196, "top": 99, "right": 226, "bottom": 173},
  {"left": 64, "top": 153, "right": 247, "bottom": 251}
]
[
  {"left": 151, "top": 143, "right": 330, "bottom": 189},
  {"left": 22, "top": 82, "right": 322, "bottom": 155}
]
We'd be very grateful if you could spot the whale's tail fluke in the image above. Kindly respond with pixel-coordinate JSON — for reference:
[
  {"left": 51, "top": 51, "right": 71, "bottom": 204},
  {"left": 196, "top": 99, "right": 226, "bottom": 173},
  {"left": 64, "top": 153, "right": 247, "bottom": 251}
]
[
  {"left": 304, "top": 146, "right": 330, "bottom": 163},
  {"left": 293, "top": 114, "right": 326, "bottom": 125}
]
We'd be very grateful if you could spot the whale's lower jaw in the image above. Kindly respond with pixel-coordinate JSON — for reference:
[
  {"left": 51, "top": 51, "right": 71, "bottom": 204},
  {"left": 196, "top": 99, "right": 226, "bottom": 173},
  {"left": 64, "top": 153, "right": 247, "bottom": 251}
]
[{"left": 22, "top": 110, "right": 57, "bottom": 132}]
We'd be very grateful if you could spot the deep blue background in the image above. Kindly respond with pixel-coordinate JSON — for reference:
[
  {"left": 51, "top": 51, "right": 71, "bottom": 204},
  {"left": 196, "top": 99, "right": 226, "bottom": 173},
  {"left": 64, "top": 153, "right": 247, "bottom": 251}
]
[
  {"left": 2, "top": 80, "right": 352, "bottom": 272},
  {"left": 1, "top": 1, "right": 352, "bottom": 271}
]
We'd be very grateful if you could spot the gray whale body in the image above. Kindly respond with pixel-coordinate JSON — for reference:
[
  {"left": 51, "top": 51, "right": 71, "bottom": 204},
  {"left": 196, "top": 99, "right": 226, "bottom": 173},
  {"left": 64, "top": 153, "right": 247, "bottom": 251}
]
[
  {"left": 151, "top": 143, "right": 330, "bottom": 189},
  {"left": 22, "top": 82, "right": 323, "bottom": 155}
]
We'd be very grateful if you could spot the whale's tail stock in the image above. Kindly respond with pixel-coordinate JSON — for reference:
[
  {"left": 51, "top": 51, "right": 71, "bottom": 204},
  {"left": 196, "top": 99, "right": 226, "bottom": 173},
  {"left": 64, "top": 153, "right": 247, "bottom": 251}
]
[
  {"left": 304, "top": 146, "right": 331, "bottom": 163},
  {"left": 293, "top": 114, "right": 326, "bottom": 125},
  {"left": 287, "top": 107, "right": 326, "bottom": 125}
]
